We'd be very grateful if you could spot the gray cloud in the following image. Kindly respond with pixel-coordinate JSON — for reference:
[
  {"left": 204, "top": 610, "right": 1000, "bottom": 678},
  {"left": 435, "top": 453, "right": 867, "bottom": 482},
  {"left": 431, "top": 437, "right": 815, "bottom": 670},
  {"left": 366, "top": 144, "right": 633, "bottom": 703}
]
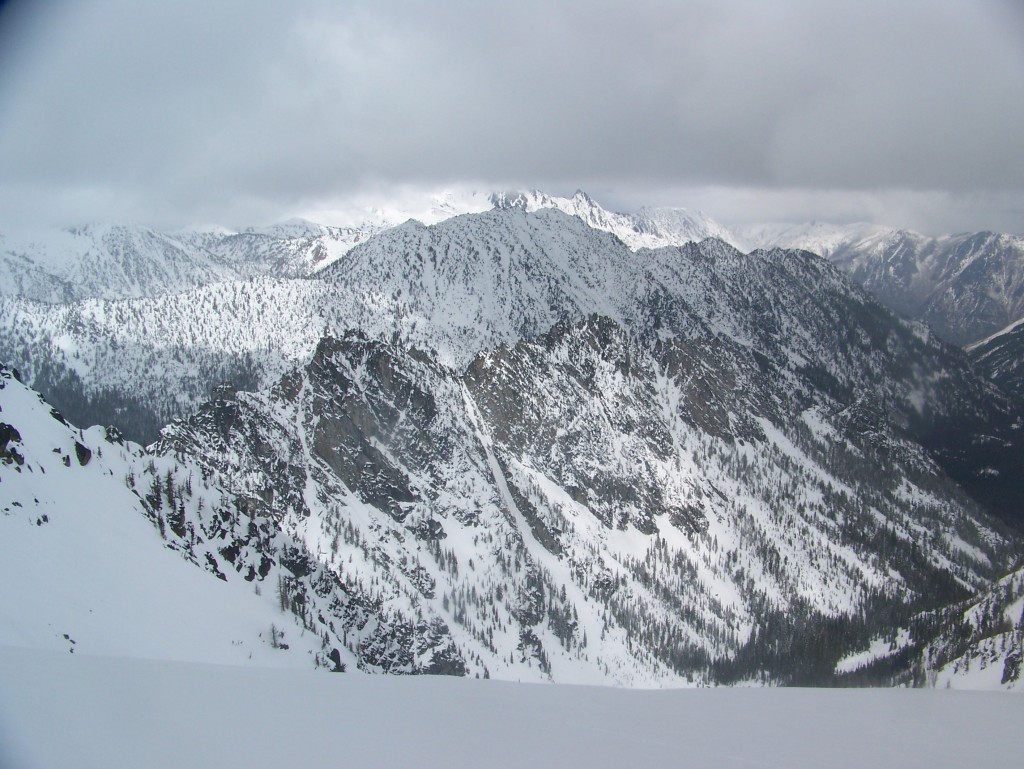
[{"left": 0, "top": 0, "right": 1021, "bottom": 231}]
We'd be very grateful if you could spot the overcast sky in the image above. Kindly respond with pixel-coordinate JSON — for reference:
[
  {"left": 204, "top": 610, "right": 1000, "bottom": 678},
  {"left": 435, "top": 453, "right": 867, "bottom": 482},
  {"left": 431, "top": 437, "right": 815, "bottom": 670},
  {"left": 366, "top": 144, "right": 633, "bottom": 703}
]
[{"left": 0, "top": 0, "right": 1022, "bottom": 234}]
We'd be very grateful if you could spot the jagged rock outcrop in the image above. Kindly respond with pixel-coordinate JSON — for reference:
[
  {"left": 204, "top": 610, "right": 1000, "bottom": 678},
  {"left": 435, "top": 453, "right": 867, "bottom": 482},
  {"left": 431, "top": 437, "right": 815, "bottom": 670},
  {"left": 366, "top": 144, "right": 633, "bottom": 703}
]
[{"left": 147, "top": 312, "right": 1018, "bottom": 684}]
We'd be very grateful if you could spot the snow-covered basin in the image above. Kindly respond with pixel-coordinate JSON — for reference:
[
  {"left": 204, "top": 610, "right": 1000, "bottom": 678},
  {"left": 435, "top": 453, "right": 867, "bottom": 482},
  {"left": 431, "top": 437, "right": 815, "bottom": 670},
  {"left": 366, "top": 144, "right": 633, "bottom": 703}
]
[{"left": 1, "top": 646, "right": 1021, "bottom": 769}]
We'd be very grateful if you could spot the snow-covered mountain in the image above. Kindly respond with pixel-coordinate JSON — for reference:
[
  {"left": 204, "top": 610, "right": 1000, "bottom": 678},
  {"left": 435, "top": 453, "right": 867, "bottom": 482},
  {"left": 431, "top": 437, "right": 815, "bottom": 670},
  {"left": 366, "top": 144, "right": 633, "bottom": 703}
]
[
  {"left": 0, "top": 219, "right": 384, "bottom": 303},
  {"left": 3, "top": 208, "right": 1023, "bottom": 521},
  {"left": 491, "top": 189, "right": 747, "bottom": 251},
  {"left": 150, "top": 307, "right": 1020, "bottom": 682},
  {"left": 0, "top": 223, "right": 240, "bottom": 303},
  {"left": 0, "top": 189, "right": 740, "bottom": 306},
  {"left": 7, "top": 193, "right": 1023, "bottom": 354},
  {"left": 736, "top": 222, "right": 890, "bottom": 258},
  {"left": 184, "top": 219, "right": 387, "bottom": 277},
  {"left": 3, "top": 309, "right": 1021, "bottom": 686},
  {"left": 0, "top": 365, "right": 343, "bottom": 670},
  {"left": 0, "top": 276, "right": 328, "bottom": 440},
  {"left": 4, "top": 201, "right": 1024, "bottom": 688},
  {"left": 830, "top": 230, "right": 1024, "bottom": 347},
  {"left": 743, "top": 224, "right": 1024, "bottom": 347},
  {"left": 2, "top": 207, "right": 738, "bottom": 442}
]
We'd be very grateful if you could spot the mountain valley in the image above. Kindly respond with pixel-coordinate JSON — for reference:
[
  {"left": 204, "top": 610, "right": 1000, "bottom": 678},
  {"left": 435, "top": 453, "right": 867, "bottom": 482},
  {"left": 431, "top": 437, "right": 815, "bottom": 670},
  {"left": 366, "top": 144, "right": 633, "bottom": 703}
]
[{"left": 3, "top": 194, "right": 1024, "bottom": 689}]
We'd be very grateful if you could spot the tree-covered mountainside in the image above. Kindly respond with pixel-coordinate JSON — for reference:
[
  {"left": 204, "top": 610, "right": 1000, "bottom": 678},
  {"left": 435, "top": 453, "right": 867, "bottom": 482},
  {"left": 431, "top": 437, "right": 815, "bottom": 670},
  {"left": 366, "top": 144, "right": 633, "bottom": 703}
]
[{"left": 3, "top": 201, "right": 1024, "bottom": 687}]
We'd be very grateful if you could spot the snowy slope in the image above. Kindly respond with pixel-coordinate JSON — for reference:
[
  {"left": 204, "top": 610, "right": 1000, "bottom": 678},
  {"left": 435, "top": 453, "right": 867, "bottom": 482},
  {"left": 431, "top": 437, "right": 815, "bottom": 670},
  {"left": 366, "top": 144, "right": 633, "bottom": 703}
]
[
  {"left": 491, "top": 189, "right": 747, "bottom": 251},
  {"left": 0, "top": 366, "right": 336, "bottom": 668},
  {"left": 320, "top": 209, "right": 636, "bottom": 364},
  {"left": 930, "top": 566, "right": 1024, "bottom": 690},
  {"left": 838, "top": 564, "right": 1024, "bottom": 691},
  {"left": 3, "top": 646, "right": 1023, "bottom": 769}
]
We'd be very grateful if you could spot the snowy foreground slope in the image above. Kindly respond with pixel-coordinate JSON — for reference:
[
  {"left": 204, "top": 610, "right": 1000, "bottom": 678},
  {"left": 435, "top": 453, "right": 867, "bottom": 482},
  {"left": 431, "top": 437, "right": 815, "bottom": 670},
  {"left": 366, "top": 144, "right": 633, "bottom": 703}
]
[
  {"left": 0, "top": 365, "right": 340, "bottom": 669},
  {"left": 2, "top": 646, "right": 1022, "bottom": 769}
]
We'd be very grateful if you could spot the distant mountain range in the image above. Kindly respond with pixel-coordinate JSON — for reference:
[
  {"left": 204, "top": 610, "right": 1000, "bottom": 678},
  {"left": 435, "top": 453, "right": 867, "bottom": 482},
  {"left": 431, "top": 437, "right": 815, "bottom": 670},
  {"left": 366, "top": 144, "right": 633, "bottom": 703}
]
[
  {"left": 740, "top": 223, "right": 1024, "bottom": 347},
  {"left": 6, "top": 191, "right": 1022, "bottom": 348}
]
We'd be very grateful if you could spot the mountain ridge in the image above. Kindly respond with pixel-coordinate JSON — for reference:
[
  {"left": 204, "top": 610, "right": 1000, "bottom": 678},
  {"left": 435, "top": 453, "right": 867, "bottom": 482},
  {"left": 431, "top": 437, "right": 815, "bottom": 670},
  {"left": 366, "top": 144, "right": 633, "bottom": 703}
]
[
  {"left": 3, "top": 196, "right": 1024, "bottom": 689},
  {"left": 743, "top": 224, "right": 1024, "bottom": 346},
  {"left": 3, "top": 207, "right": 1022, "bottom": 527},
  {"left": 7, "top": 190, "right": 1024, "bottom": 356}
]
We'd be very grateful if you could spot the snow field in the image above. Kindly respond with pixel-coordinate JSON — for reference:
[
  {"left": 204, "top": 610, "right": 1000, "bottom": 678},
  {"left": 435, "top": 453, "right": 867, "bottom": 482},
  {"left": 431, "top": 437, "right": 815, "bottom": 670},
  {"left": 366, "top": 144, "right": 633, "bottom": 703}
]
[{"left": 2, "top": 646, "right": 1022, "bottom": 769}]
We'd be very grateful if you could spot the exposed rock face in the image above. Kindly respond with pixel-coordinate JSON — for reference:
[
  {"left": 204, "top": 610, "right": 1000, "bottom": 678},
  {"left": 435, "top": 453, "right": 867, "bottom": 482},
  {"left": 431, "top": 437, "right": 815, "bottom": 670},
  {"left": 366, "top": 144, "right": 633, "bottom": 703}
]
[
  {"left": 148, "top": 313, "right": 1018, "bottom": 684},
  {"left": 0, "top": 421, "right": 24, "bottom": 465},
  {"left": 464, "top": 317, "right": 717, "bottom": 536}
]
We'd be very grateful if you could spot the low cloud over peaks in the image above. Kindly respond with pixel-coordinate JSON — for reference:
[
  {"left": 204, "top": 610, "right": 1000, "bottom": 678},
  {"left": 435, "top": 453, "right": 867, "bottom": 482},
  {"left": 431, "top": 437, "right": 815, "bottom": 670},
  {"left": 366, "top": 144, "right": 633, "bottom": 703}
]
[{"left": 0, "top": 0, "right": 1021, "bottom": 232}]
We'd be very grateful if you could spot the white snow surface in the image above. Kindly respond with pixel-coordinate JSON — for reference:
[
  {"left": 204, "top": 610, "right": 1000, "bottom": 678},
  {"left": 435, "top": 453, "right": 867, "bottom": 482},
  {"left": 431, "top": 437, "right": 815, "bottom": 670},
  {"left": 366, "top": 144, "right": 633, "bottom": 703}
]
[
  {"left": 1, "top": 645, "right": 1022, "bottom": 769},
  {"left": 491, "top": 189, "right": 748, "bottom": 251},
  {"left": 737, "top": 221, "right": 894, "bottom": 257},
  {"left": 0, "top": 369, "right": 325, "bottom": 668}
]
